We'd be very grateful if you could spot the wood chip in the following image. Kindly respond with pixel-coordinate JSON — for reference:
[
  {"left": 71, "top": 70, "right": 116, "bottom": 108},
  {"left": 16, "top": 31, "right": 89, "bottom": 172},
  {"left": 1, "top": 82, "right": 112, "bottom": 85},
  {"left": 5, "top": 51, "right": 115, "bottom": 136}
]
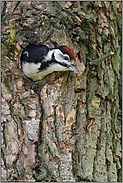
[
  {"left": 92, "top": 97, "right": 101, "bottom": 108},
  {"left": 2, "top": 91, "right": 12, "bottom": 101},
  {"left": 16, "top": 79, "right": 24, "bottom": 89},
  {"left": 64, "top": 2, "right": 72, "bottom": 9},
  {"left": 29, "top": 110, "right": 36, "bottom": 118},
  {"left": 22, "top": 91, "right": 30, "bottom": 99}
]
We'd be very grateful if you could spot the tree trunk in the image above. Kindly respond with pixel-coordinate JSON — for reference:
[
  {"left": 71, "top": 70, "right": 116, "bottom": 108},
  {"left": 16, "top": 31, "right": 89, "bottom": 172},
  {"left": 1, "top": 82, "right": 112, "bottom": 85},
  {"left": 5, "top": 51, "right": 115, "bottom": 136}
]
[{"left": 1, "top": 1, "right": 122, "bottom": 182}]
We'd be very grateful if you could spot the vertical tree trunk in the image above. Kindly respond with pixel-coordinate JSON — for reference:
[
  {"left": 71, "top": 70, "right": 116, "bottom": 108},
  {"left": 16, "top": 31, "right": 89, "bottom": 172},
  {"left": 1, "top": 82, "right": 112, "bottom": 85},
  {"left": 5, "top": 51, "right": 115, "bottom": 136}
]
[{"left": 1, "top": 1, "right": 122, "bottom": 182}]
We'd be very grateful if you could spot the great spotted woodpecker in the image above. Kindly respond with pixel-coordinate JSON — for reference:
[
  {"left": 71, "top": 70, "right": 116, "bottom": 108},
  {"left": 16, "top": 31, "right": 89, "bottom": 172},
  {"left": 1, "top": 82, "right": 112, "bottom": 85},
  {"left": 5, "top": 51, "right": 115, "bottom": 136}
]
[{"left": 21, "top": 44, "right": 80, "bottom": 81}]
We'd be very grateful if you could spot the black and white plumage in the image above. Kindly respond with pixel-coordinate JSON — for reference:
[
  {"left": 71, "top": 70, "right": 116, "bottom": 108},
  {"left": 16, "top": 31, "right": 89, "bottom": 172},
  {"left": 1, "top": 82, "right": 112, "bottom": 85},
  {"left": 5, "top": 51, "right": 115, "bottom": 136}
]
[{"left": 21, "top": 44, "right": 80, "bottom": 81}]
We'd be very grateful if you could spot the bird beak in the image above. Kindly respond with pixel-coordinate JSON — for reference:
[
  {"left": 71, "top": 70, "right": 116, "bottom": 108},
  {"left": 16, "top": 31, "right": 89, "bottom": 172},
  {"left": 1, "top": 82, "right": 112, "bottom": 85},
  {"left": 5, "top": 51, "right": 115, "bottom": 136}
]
[{"left": 69, "top": 64, "right": 81, "bottom": 75}]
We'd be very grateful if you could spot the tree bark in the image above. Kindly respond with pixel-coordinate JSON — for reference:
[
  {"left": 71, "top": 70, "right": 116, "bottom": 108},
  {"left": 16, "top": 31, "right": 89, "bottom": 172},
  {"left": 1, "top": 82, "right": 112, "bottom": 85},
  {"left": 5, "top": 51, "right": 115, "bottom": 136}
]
[{"left": 1, "top": 1, "right": 122, "bottom": 182}]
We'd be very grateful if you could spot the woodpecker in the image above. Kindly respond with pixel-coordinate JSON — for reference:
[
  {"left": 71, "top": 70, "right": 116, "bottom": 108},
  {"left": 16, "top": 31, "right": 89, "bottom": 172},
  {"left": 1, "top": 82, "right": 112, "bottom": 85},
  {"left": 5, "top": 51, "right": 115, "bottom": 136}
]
[{"left": 21, "top": 44, "right": 80, "bottom": 81}]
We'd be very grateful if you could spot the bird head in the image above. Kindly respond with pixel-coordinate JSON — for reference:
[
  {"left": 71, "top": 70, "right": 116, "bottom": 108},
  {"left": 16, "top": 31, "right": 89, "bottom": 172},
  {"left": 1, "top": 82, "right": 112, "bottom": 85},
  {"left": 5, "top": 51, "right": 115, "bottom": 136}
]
[{"left": 52, "top": 45, "right": 81, "bottom": 75}]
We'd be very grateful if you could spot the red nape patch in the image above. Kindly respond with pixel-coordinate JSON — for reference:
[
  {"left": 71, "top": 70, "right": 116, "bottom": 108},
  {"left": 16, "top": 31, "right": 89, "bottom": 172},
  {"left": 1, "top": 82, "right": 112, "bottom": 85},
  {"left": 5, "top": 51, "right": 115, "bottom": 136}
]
[{"left": 63, "top": 46, "right": 76, "bottom": 60}]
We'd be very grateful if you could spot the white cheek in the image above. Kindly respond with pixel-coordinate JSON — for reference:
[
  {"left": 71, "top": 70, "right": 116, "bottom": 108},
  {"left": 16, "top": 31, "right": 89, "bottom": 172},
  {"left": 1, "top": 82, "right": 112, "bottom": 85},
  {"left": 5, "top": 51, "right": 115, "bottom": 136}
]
[{"left": 54, "top": 49, "right": 67, "bottom": 63}]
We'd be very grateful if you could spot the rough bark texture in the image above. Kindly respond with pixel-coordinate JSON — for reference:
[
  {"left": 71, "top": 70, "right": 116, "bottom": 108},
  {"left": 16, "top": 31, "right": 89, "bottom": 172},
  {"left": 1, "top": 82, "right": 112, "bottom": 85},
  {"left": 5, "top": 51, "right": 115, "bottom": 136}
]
[{"left": 1, "top": 1, "right": 122, "bottom": 182}]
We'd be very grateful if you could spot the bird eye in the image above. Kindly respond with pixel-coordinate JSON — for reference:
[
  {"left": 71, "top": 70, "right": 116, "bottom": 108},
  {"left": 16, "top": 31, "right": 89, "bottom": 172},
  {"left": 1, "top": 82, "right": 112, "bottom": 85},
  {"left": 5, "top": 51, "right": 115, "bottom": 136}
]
[{"left": 64, "top": 55, "right": 69, "bottom": 60}]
